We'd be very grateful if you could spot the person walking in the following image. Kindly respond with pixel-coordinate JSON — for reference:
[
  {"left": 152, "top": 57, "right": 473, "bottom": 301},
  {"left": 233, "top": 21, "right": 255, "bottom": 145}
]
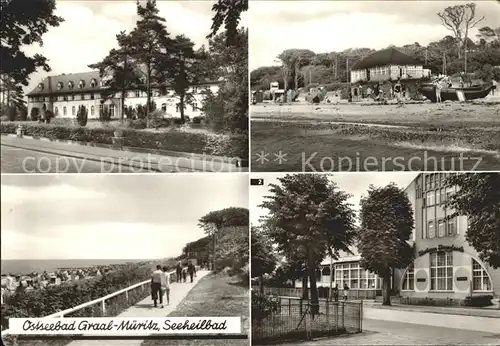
[
  {"left": 333, "top": 284, "right": 339, "bottom": 302},
  {"left": 435, "top": 78, "right": 443, "bottom": 103},
  {"left": 343, "top": 282, "right": 350, "bottom": 301},
  {"left": 161, "top": 266, "right": 170, "bottom": 305},
  {"left": 394, "top": 78, "right": 404, "bottom": 108},
  {"left": 182, "top": 267, "right": 187, "bottom": 283},
  {"left": 187, "top": 262, "right": 196, "bottom": 283},
  {"left": 151, "top": 265, "right": 163, "bottom": 308},
  {"left": 176, "top": 262, "right": 182, "bottom": 283}
]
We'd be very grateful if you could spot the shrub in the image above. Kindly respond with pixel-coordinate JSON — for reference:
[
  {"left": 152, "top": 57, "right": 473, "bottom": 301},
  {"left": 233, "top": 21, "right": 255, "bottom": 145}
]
[
  {"left": 125, "top": 106, "right": 136, "bottom": 120},
  {"left": 0, "top": 122, "right": 248, "bottom": 158},
  {"left": 76, "top": 105, "right": 88, "bottom": 127},
  {"left": 137, "top": 105, "right": 146, "bottom": 119},
  {"left": 464, "top": 295, "right": 493, "bottom": 307},
  {"left": 99, "top": 107, "right": 111, "bottom": 122},
  {"left": 145, "top": 110, "right": 166, "bottom": 129},
  {"left": 192, "top": 116, "right": 203, "bottom": 124},
  {"left": 251, "top": 291, "right": 280, "bottom": 321},
  {"left": 43, "top": 110, "right": 55, "bottom": 124},
  {"left": 30, "top": 107, "right": 40, "bottom": 121}
]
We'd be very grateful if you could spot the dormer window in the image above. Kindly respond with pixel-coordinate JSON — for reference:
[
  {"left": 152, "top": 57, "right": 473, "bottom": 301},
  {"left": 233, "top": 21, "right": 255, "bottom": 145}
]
[
  {"left": 57, "top": 82, "right": 63, "bottom": 90},
  {"left": 90, "top": 79, "right": 97, "bottom": 88},
  {"left": 68, "top": 81, "right": 74, "bottom": 89},
  {"left": 38, "top": 83, "right": 44, "bottom": 91},
  {"left": 79, "top": 80, "right": 85, "bottom": 89}
]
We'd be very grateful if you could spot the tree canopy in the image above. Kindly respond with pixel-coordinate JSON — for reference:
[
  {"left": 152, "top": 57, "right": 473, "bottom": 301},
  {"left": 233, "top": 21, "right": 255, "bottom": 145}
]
[
  {"left": 358, "top": 183, "right": 414, "bottom": 306},
  {"left": 445, "top": 173, "right": 500, "bottom": 269},
  {"left": 207, "top": 0, "right": 248, "bottom": 46}
]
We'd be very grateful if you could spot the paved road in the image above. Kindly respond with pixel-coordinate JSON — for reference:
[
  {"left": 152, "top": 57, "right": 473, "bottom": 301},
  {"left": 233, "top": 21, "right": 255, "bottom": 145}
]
[
  {"left": 65, "top": 270, "right": 211, "bottom": 346},
  {"left": 281, "top": 318, "right": 500, "bottom": 345},
  {"left": 1, "top": 145, "right": 146, "bottom": 173}
]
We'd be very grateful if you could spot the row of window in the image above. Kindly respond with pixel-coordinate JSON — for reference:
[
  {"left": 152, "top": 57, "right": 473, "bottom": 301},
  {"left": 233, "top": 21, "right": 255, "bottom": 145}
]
[
  {"left": 425, "top": 187, "right": 456, "bottom": 206},
  {"left": 55, "top": 105, "right": 115, "bottom": 117},
  {"left": 426, "top": 217, "right": 457, "bottom": 238},
  {"left": 318, "top": 263, "right": 381, "bottom": 290},
  {"left": 402, "top": 252, "right": 492, "bottom": 292}
]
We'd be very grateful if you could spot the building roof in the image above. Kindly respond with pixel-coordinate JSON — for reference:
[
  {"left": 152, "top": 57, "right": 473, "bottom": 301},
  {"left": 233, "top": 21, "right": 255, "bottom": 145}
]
[
  {"left": 27, "top": 71, "right": 102, "bottom": 96},
  {"left": 27, "top": 71, "right": 224, "bottom": 97},
  {"left": 351, "top": 47, "right": 422, "bottom": 70}
]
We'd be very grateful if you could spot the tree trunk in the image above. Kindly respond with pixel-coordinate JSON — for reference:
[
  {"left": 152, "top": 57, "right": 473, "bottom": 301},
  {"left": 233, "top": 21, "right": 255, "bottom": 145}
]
[
  {"left": 301, "top": 275, "right": 309, "bottom": 301},
  {"left": 328, "top": 257, "right": 333, "bottom": 301},
  {"left": 294, "top": 64, "right": 299, "bottom": 90},
  {"left": 146, "top": 64, "right": 151, "bottom": 116},
  {"left": 308, "top": 259, "right": 319, "bottom": 317},
  {"left": 382, "top": 273, "right": 391, "bottom": 306},
  {"left": 457, "top": 39, "right": 462, "bottom": 59},
  {"left": 258, "top": 275, "right": 264, "bottom": 294},
  {"left": 464, "top": 30, "right": 468, "bottom": 75},
  {"left": 180, "top": 93, "right": 185, "bottom": 124}
]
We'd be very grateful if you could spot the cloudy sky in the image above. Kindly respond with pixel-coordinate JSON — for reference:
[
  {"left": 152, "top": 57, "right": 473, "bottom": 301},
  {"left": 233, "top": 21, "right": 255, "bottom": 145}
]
[
  {"left": 1, "top": 174, "right": 249, "bottom": 260},
  {"left": 250, "top": 173, "right": 418, "bottom": 225},
  {"left": 22, "top": 0, "right": 248, "bottom": 95},
  {"left": 250, "top": 0, "right": 500, "bottom": 70}
]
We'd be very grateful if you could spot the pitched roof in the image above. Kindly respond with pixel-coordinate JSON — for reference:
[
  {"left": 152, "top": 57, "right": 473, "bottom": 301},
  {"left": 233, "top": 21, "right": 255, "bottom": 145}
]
[
  {"left": 351, "top": 47, "right": 422, "bottom": 70},
  {"left": 27, "top": 70, "right": 224, "bottom": 96},
  {"left": 27, "top": 71, "right": 102, "bottom": 96}
]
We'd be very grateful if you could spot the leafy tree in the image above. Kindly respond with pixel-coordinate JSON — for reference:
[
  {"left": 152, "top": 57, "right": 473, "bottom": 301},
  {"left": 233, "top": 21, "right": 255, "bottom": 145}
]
[
  {"left": 198, "top": 207, "right": 249, "bottom": 270},
  {"left": 76, "top": 105, "right": 88, "bottom": 127},
  {"left": 30, "top": 107, "right": 40, "bottom": 121},
  {"left": 202, "top": 28, "right": 248, "bottom": 133},
  {"left": 158, "top": 35, "right": 199, "bottom": 124},
  {"left": 251, "top": 226, "right": 277, "bottom": 293},
  {"left": 260, "top": 174, "right": 356, "bottom": 316},
  {"left": 0, "top": 0, "right": 63, "bottom": 86},
  {"left": 127, "top": 0, "right": 172, "bottom": 115},
  {"left": 207, "top": 0, "right": 248, "bottom": 46},
  {"left": 445, "top": 173, "right": 500, "bottom": 269},
  {"left": 437, "top": 3, "right": 484, "bottom": 73},
  {"left": 89, "top": 31, "right": 142, "bottom": 122},
  {"left": 277, "top": 49, "right": 316, "bottom": 89},
  {"left": 358, "top": 183, "right": 414, "bottom": 306}
]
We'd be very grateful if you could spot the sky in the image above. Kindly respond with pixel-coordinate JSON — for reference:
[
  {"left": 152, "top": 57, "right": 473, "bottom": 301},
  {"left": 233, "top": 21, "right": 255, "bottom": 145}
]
[
  {"left": 250, "top": 172, "right": 418, "bottom": 226},
  {"left": 249, "top": 0, "right": 500, "bottom": 70},
  {"left": 22, "top": 0, "right": 249, "bottom": 95},
  {"left": 1, "top": 174, "right": 249, "bottom": 260}
]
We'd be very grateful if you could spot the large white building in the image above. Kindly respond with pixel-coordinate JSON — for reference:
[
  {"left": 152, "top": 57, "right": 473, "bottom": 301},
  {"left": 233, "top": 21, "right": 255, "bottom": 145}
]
[{"left": 26, "top": 71, "right": 222, "bottom": 120}]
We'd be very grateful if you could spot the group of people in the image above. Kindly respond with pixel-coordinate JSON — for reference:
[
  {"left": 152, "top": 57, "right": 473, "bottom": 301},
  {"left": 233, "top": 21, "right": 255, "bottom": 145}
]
[
  {"left": 176, "top": 261, "right": 197, "bottom": 284},
  {"left": 150, "top": 261, "right": 197, "bottom": 308},
  {"left": 332, "top": 283, "right": 350, "bottom": 302}
]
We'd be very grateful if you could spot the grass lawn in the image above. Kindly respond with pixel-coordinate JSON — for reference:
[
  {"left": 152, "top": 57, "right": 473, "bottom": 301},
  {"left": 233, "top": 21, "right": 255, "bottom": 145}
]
[
  {"left": 141, "top": 272, "right": 249, "bottom": 346},
  {"left": 251, "top": 120, "right": 500, "bottom": 172}
]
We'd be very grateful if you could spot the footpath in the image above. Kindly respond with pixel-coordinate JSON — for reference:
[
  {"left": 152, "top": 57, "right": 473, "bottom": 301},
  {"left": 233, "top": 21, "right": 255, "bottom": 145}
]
[
  {"left": 1, "top": 135, "right": 244, "bottom": 172},
  {"left": 65, "top": 270, "right": 210, "bottom": 346},
  {"left": 361, "top": 301, "right": 500, "bottom": 334}
]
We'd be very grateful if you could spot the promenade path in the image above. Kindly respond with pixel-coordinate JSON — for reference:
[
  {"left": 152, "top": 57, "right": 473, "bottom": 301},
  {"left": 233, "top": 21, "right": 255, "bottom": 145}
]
[{"left": 65, "top": 270, "right": 210, "bottom": 346}]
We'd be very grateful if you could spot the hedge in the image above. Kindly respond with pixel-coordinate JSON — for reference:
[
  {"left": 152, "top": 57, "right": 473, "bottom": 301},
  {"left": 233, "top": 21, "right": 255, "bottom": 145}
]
[{"left": 0, "top": 122, "right": 248, "bottom": 160}]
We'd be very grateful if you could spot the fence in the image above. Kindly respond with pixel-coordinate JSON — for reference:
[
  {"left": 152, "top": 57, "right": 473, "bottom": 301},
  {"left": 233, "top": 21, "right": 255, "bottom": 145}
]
[
  {"left": 260, "top": 286, "right": 380, "bottom": 300},
  {"left": 252, "top": 296, "right": 362, "bottom": 344},
  {"left": 1, "top": 270, "right": 177, "bottom": 336}
]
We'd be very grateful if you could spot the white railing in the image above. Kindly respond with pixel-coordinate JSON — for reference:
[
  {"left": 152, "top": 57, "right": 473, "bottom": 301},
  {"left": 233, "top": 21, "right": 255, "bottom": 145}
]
[{"left": 2, "top": 270, "right": 177, "bottom": 336}]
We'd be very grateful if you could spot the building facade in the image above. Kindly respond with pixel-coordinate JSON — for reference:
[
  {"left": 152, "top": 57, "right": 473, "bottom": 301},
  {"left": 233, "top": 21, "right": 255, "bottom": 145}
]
[
  {"left": 26, "top": 71, "right": 221, "bottom": 120},
  {"left": 395, "top": 173, "right": 500, "bottom": 302}
]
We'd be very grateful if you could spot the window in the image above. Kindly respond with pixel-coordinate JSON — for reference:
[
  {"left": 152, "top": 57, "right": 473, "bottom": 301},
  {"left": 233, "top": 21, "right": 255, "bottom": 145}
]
[
  {"left": 70, "top": 95, "right": 74, "bottom": 101},
  {"left": 63, "top": 107, "right": 67, "bottom": 116},
  {"left": 109, "top": 104, "right": 115, "bottom": 118},
  {"left": 447, "top": 217, "right": 457, "bottom": 236},
  {"left": 428, "top": 220, "right": 435, "bottom": 238},
  {"left": 472, "top": 258, "right": 492, "bottom": 291},
  {"left": 90, "top": 79, "right": 97, "bottom": 88},
  {"left": 335, "top": 262, "right": 379, "bottom": 290},
  {"left": 402, "top": 264, "right": 414, "bottom": 290},
  {"left": 192, "top": 103, "right": 198, "bottom": 112},
  {"left": 68, "top": 81, "right": 74, "bottom": 89},
  {"left": 57, "top": 82, "right": 63, "bottom": 90},
  {"left": 63, "top": 96, "right": 68, "bottom": 101},
  {"left": 91, "top": 106, "right": 95, "bottom": 116},
  {"left": 430, "top": 252, "right": 453, "bottom": 291},
  {"left": 72, "top": 106, "right": 76, "bottom": 116},
  {"left": 79, "top": 80, "right": 85, "bottom": 89},
  {"left": 161, "top": 103, "right": 167, "bottom": 111},
  {"left": 426, "top": 192, "right": 434, "bottom": 206},
  {"left": 55, "top": 107, "right": 59, "bottom": 116},
  {"left": 438, "top": 219, "right": 445, "bottom": 237},
  {"left": 38, "top": 83, "right": 44, "bottom": 90},
  {"left": 90, "top": 94, "right": 95, "bottom": 100},
  {"left": 436, "top": 189, "right": 441, "bottom": 204},
  {"left": 135, "top": 91, "right": 140, "bottom": 98}
]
